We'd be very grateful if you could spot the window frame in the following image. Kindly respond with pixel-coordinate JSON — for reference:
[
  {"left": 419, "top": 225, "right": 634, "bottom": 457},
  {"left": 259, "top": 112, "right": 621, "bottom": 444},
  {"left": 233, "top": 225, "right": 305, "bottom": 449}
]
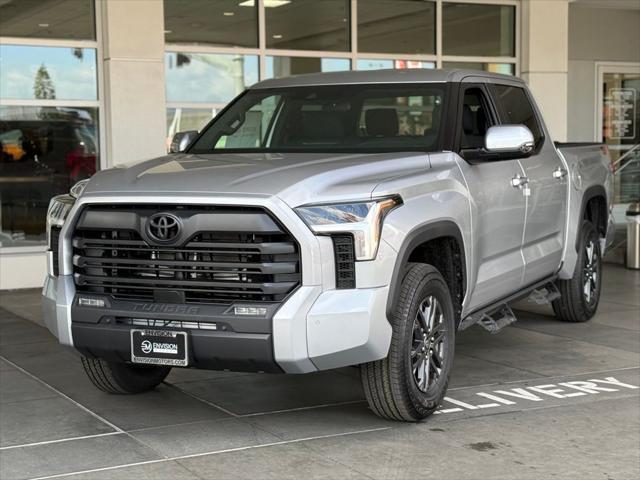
[{"left": 489, "top": 82, "right": 546, "bottom": 153}]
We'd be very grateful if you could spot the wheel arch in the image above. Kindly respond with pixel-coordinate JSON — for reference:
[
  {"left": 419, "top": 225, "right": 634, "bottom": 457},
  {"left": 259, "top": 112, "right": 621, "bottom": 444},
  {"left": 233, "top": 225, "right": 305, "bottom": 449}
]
[
  {"left": 577, "top": 184, "right": 608, "bottom": 250},
  {"left": 386, "top": 220, "right": 467, "bottom": 325}
]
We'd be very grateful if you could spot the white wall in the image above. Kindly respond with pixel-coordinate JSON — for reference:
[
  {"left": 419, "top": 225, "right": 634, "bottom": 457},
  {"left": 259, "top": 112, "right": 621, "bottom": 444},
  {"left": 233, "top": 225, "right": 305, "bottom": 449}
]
[
  {"left": 567, "top": 4, "right": 640, "bottom": 141},
  {"left": 0, "top": 249, "right": 46, "bottom": 290},
  {"left": 521, "top": 0, "right": 570, "bottom": 142}
]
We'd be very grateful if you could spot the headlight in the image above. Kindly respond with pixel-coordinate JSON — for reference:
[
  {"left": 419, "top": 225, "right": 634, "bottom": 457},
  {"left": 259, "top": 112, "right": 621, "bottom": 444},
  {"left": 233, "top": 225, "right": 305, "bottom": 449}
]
[
  {"left": 295, "top": 196, "right": 401, "bottom": 260},
  {"left": 46, "top": 194, "right": 75, "bottom": 248},
  {"left": 70, "top": 178, "right": 90, "bottom": 199}
]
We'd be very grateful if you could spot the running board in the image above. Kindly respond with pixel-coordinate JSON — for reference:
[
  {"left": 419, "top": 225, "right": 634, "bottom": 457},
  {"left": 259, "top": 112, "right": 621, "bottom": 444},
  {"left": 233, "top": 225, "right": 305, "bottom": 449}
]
[
  {"left": 527, "top": 282, "right": 561, "bottom": 305},
  {"left": 458, "top": 275, "right": 558, "bottom": 334},
  {"left": 459, "top": 304, "right": 517, "bottom": 334}
]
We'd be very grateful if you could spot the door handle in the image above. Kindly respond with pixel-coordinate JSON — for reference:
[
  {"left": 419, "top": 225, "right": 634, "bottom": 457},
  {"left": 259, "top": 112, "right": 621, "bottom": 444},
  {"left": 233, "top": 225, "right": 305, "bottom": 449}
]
[
  {"left": 511, "top": 174, "right": 529, "bottom": 188},
  {"left": 553, "top": 167, "right": 567, "bottom": 180}
]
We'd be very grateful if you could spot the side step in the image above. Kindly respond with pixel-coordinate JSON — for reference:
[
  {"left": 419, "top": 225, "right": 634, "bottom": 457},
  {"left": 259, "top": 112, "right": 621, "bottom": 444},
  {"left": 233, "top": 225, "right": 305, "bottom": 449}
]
[
  {"left": 459, "top": 304, "right": 517, "bottom": 334},
  {"left": 527, "top": 282, "right": 561, "bottom": 305}
]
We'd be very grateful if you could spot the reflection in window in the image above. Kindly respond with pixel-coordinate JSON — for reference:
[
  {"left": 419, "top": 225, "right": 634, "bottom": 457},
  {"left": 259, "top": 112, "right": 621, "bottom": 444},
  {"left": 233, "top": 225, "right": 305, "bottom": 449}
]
[
  {"left": 357, "top": 59, "right": 436, "bottom": 70},
  {"left": 358, "top": 0, "right": 435, "bottom": 55},
  {"left": 0, "top": 106, "right": 98, "bottom": 247},
  {"left": 166, "top": 108, "right": 216, "bottom": 151},
  {"left": 165, "top": 53, "right": 259, "bottom": 103},
  {"left": 443, "top": 62, "right": 514, "bottom": 76},
  {"left": 0, "top": 0, "right": 95, "bottom": 40},
  {"left": 443, "top": 3, "right": 515, "bottom": 57},
  {"left": 0, "top": 46, "right": 97, "bottom": 101},
  {"left": 266, "top": 0, "right": 350, "bottom": 51},
  {"left": 164, "top": 0, "right": 258, "bottom": 47},
  {"left": 265, "top": 56, "right": 350, "bottom": 79}
]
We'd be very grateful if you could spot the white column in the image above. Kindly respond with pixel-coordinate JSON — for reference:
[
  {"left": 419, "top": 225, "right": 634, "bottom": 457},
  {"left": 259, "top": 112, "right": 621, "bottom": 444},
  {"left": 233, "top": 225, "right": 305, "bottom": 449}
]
[
  {"left": 99, "top": 0, "right": 167, "bottom": 166},
  {"left": 521, "top": 0, "right": 570, "bottom": 142}
]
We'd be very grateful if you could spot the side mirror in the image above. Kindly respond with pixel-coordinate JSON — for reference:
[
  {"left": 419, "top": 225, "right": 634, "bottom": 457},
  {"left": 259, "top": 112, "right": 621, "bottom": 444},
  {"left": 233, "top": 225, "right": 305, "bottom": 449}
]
[
  {"left": 169, "top": 130, "right": 198, "bottom": 153},
  {"left": 485, "top": 125, "right": 535, "bottom": 156}
]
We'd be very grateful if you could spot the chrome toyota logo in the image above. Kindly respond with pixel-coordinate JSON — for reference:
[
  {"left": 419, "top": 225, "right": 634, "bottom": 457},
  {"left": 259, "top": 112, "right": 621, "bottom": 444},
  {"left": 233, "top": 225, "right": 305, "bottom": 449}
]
[{"left": 147, "top": 213, "right": 181, "bottom": 243}]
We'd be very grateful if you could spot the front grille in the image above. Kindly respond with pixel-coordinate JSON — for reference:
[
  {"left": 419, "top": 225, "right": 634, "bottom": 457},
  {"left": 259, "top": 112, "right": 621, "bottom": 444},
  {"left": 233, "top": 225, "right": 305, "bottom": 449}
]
[
  {"left": 72, "top": 205, "right": 301, "bottom": 305},
  {"left": 332, "top": 235, "right": 356, "bottom": 289}
]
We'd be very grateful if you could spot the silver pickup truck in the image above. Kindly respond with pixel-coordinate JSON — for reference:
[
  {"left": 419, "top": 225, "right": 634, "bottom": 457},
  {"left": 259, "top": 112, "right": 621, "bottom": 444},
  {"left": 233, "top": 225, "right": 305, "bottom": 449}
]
[{"left": 43, "top": 69, "right": 614, "bottom": 421}]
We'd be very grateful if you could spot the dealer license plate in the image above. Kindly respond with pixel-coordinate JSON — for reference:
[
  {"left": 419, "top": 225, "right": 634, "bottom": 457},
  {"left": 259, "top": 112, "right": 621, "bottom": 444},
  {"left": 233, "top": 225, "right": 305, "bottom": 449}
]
[{"left": 131, "top": 329, "right": 188, "bottom": 367}]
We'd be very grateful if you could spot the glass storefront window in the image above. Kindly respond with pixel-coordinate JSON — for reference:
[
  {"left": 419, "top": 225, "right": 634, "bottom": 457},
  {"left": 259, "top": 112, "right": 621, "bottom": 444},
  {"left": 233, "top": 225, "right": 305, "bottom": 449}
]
[
  {"left": 165, "top": 53, "right": 259, "bottom": 103},
  {"left": 164, "top": 0, "right": 258, "bottom": 47},
  {"left": 443, "top": 3, "right": 515, "bottom": 57},
  {"left": 0, "top": 0, "right": 95, "bottom": 40},
  {"left": 358, "top": 0, "right": 435, "bottom": 55},
  {"left": 265, "top": 0, "right": 350, "bottom": 52},
  {"left": 265, "top": 56, "right": 350, "bottom": 79},
  {"left": 357, "top": 59, "right": 435, "bottom": 70},
  {"left": 0, "top": 106, "right": 99, "bottom": 248},
  {"left": 443, "top": 61, "right": 515, "bottom": 76},
  {"left": 166, "top": 108, "right": 216, "bottom": 150},
  {"left": 0, "top": 45, "right": 98, "bottom": 101}
]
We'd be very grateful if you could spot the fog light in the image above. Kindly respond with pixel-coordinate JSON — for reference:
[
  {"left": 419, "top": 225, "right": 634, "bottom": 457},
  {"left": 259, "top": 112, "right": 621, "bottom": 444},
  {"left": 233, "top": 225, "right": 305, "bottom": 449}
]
[
  {"left": 78, "top": 297, "right": 105, "bottom": 308},
  {"left": 234, "top": 306, "right": 267, "bottom": 316}
]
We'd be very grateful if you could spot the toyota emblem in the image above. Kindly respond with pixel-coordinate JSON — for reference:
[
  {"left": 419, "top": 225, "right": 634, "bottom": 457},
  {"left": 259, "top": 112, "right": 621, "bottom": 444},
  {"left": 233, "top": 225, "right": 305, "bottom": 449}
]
[{"left": 147, "top": 213, "right": 181, "bottom": 243}]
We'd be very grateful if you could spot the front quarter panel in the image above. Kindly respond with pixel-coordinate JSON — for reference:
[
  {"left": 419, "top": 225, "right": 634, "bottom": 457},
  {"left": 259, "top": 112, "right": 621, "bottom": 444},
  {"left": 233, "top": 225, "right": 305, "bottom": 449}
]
[{"left": 373, "top": 152, "right": 474, "bottom": 315}]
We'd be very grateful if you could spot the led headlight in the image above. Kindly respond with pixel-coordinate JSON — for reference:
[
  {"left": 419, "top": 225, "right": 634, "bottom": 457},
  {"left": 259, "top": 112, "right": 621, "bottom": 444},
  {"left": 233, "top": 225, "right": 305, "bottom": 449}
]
[
  {"left": 295, "top": 196, "right": 401, "bottom": 261},
  {"left": 69, "top": 178, "right": 90, "bottom": 199},
  {"left": 46, "top": 194, "right": 75, "bottom": 248}
]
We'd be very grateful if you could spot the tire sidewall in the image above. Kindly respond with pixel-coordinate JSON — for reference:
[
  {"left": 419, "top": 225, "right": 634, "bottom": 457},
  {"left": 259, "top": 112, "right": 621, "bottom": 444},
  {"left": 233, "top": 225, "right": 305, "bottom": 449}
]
[
  {"left": 576, "top": 221, "right": 602, "bottom": 316},
  {"left": 393, "top": 265, "right": 456, "bottom": 416}
]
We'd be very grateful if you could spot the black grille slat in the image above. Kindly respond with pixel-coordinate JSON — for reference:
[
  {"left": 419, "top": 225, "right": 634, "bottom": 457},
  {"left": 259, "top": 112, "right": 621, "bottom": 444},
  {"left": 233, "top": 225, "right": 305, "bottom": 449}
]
[
  {"left": 332, "top": 235, "right": 356, "bottom": 289},
  {"left": 72, "top": 205, "right": 301, "bottom": 304},
  {"left": 50, "top": 227, "right": 62, "bottom": 276}
]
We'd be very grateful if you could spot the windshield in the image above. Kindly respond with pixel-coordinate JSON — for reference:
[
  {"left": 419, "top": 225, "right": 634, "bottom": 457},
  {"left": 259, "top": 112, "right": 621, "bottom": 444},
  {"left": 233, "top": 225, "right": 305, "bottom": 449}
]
[{"left": 190, "top": 83, "right": 446, "bottom": 154}]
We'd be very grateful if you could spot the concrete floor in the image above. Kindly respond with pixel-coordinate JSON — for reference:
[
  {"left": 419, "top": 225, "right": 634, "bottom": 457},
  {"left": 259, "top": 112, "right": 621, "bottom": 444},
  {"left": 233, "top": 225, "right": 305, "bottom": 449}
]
[{"left": 0, "top": 264, "right": 638, "bottom": 480}]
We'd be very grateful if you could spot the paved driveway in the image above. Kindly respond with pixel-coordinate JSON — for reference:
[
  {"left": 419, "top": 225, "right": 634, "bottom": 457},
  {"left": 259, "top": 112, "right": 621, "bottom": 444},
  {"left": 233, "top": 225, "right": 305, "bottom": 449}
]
[{"left": 1, "top": 264, "right": 638, "bottom": 480}]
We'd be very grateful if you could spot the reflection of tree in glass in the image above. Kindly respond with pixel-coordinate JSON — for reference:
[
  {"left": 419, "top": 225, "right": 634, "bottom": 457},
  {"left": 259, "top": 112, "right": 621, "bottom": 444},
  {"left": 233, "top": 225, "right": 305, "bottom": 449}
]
[{"left": 33, "top": 64, "right": 56, "bottom": 100}]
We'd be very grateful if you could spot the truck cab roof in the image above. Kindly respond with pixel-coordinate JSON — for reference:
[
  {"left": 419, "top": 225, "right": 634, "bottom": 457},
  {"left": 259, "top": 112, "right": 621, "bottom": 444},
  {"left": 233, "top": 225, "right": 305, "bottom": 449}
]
[{"left": 251, "top": 68, "right": 523, "bottom": 90}]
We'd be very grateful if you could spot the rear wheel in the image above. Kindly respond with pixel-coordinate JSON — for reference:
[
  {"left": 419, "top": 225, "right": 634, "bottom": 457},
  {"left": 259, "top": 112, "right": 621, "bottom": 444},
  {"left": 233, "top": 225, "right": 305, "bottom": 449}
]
[
  {"left": 552, "top": 220, "right": 602, "bottom": 322},
  {"left": 361, "top": 263, "right": 455, "bottom": 421},
  {"left": 81, "top": 357, "right": 171, "bottom": 394}
]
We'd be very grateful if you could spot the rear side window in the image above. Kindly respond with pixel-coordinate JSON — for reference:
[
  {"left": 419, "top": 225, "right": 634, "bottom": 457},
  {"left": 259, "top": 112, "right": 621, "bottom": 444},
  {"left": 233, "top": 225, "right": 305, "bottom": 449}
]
[{"left": 492, "top": 85, "right": 544, "bottom": 148}]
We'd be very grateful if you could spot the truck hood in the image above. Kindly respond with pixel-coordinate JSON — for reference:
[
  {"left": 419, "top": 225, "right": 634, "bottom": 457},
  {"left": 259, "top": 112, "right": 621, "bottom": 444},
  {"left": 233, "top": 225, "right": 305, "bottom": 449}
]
[{"left": 84, "top": 152, "right": 430, "bottom": 206}]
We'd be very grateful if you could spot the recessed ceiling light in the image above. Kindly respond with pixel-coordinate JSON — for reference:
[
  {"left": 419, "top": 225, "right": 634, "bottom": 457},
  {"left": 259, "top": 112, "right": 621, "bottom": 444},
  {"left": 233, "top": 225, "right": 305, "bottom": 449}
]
[
  {"left": 38, "top": 23, "right": 49, "bottom": 28},
  {"left": 239, "top": 0, "right": 290, "bottom": 7},
  {"left": 223, "top": 11, "right": 235, "bottom": 16},
  {"left": 272, "top": 34, "right": 283, "bottom": 39}
]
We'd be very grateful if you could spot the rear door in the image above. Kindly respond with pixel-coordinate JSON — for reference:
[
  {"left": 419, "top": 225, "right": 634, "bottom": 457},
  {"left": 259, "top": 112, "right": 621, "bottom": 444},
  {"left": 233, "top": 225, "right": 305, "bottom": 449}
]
[
  {"left": 490, "top": 83, "right": 567, "bottom": 284},
  {"left": 454, "top": 82, "right": 527, "bottom": 311}
]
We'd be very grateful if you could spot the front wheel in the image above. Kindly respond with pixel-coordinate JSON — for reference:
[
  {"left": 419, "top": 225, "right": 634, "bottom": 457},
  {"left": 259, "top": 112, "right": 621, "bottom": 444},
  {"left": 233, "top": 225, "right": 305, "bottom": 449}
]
[
  {"left": 552, "top": 220, "right": 602, "bottom": 322},
  {"left": 81, "top": 357, "right": 171, "bottom": 394},
  {"left": 361, "top": 263, "right": 455, "bottom": 421}
]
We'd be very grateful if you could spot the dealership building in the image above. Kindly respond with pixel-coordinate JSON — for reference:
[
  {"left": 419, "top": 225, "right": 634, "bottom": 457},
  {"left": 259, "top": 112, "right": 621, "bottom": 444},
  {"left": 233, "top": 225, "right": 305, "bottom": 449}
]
[{"left": 0, "top": 0, "right": 638, "bottom": 290}]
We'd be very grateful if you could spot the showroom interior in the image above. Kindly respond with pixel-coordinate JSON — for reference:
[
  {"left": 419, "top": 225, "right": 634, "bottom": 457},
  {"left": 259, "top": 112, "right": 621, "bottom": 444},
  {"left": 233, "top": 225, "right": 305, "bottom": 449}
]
[{"left": 0, "top": 0, "right": 639, "bottom": 290}]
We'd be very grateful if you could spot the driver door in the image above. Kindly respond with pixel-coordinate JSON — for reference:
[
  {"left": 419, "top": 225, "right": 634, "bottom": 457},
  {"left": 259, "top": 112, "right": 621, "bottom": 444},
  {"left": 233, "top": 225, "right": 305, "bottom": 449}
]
[{"left": 455, "top": 83, "right": 527, "bottom": 311}]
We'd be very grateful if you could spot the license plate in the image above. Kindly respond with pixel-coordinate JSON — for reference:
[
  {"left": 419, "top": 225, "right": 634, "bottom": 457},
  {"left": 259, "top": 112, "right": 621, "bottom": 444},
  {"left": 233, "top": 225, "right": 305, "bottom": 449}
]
[{"left": 131, "top": 329, "right": 188, "bottom": 367}]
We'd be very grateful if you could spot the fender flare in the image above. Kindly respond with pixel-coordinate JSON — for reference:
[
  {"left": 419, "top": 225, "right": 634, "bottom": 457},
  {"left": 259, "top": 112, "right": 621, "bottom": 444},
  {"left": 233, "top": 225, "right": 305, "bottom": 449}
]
[
  {"left": 385, "top": 220, "right": 467, "bottom": 320},
  {"left": 576, "top": 184, "right": 607, "bottom": 251}
]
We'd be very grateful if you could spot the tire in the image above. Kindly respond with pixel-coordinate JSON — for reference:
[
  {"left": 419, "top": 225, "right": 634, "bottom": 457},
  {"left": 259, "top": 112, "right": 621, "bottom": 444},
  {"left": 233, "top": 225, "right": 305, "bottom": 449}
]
[
  {"left": 361, "top": 263, "right": 456, "bottom": 421},
  {"left": 81, "top": 357, "right": 171, "bottom": 394},
  {"left": 552, "top": 220, "right": 602, "bottom": 322}
]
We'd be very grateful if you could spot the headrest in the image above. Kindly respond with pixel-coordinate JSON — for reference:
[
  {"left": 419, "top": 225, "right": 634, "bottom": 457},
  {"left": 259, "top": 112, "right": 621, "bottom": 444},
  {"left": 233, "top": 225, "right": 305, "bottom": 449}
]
[
  {"left": 365, "top": 108, "right": 399, "bottom": 137},
  {"left": 462, "top": 105, "right": 474, "bottom": 134},
  {"left": 301, "top": 111, "right": 344, "bottom": 139}
]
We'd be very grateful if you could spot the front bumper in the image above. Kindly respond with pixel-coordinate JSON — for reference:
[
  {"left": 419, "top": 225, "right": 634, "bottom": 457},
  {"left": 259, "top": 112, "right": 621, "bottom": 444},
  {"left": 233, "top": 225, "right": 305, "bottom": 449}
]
[{"left": 43, "top": 273, "right": 392, "bottom": 374}]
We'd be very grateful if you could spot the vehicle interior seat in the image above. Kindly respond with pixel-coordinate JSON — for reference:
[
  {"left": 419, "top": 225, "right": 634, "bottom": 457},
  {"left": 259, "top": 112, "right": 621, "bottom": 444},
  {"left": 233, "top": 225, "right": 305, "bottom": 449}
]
[
  {"left": 365, "top": 108, "right": 399, "bottom": 137},
  {"left": 461, "top": 104, "right": 488, "bottom": 149}
]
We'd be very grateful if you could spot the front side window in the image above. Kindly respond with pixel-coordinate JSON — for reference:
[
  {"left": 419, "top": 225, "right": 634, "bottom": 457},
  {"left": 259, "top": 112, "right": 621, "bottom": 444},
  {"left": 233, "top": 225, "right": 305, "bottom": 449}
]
[
  {"left": 191, "top": 84, "right": 446, "bottom": 154},
  {"left": 459, "top": 88, "right": 494, "bottom": 150},
  {"left": 492, "top": 85, "right": 544, "bottom": 147}
]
